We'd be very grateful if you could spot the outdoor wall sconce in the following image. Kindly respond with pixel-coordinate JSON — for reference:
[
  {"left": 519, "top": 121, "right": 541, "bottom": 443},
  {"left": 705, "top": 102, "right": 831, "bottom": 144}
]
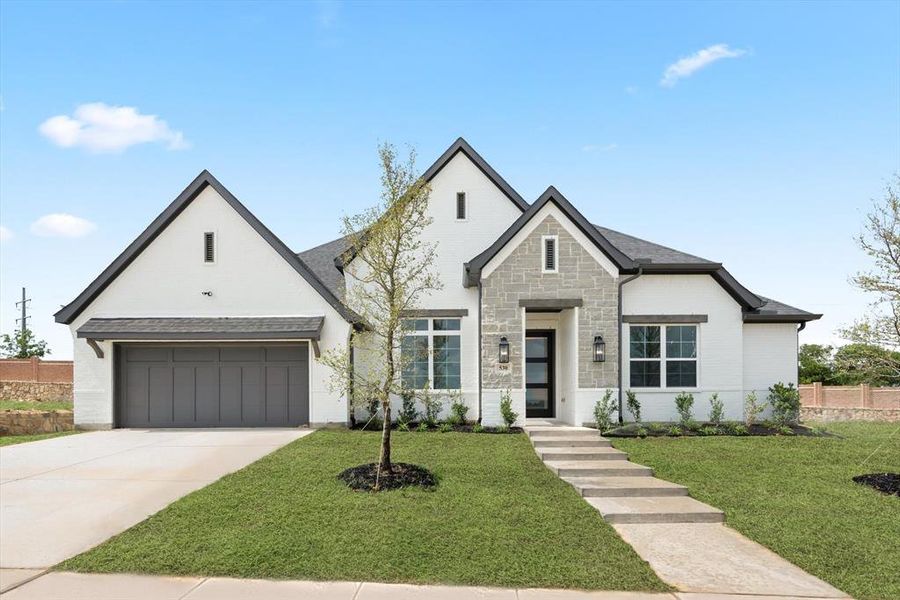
[
  {"left": 593, "top": 335, "right": 606, "bottom": 362},
  {"left": 498, "top": 336, "right": 510, "bottom": 364}
]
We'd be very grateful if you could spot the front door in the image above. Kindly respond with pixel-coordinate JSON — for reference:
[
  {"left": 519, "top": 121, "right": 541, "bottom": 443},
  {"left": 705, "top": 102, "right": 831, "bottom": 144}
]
[{"left": 525, "top": 330, "right": 555, "bottom": 418}]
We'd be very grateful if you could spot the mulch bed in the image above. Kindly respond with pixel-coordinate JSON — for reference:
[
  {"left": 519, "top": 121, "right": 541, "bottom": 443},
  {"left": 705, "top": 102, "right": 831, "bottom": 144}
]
[
  {"left": 350, "top": 422, "right": 523, "bottom": 434},
  {"left": 602, "top": 422, "right": 833, "bottom": 438},
  {"left": 338, "top": 462, "right": 437, "bottom": 492},
  {"left": 852, "top": 473, "right": 900, "bottom": 496}
]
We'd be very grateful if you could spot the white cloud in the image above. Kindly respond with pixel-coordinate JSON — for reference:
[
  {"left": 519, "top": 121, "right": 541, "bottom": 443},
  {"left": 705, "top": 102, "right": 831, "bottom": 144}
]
[
  {"left": 0, "top": 225, "right": 12, "bottom": 242},
  {"left": 39, "top": 103, "right": 189, "bottom": 153},
  {"left": 582, "top": 143, "right": 618, "bottom": 153},
  {"left": 660, "top": 44, "right": 746, "bottom": 87},
  {"left": 30, "top": 214, "right": 97, "bottom": 238}
]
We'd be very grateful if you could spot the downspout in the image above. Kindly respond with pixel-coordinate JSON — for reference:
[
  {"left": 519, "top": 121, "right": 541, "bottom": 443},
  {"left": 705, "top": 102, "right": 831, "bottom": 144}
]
[
  {"left": 477, "top": 278, "right": 484, "bottom": 424},
  {"left": 617, "top": 264, "right": 643, "bottom": 424}
]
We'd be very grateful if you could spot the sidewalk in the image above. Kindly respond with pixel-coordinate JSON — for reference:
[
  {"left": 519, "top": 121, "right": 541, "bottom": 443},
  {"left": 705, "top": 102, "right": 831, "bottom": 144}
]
[{"left": 0, "top": 571, "right": 851, "bottom": 600}]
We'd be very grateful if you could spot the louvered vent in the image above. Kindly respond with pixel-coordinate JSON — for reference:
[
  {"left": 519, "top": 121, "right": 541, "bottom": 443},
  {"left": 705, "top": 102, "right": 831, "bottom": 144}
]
[
  {"left": 544, "top": 238, "right": 556, "bottom": 271},
  {"left": 204, "top": 232, "right": 215, "bottom": 263},
  {"left": 456, "top": 192, "right": 466, "bottom": 220}
]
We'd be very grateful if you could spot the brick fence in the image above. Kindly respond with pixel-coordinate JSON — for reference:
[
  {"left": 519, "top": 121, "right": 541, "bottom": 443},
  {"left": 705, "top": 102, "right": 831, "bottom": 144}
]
[
  {"left": 0, "top": 357, "right": 73, "bottom": 383},
  {"left": 800, "top": 383, "right": 900, "bottom": 422}
]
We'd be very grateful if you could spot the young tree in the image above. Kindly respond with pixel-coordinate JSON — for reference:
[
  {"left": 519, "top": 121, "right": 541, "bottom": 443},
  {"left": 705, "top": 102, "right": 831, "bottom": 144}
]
[
  {"left": 0, "top": 328, "right": 50, "bottom": 359},
  {"left": 798, "top": 344, "right": 835, "bottom": 384},
  {"left": 320, "top": 143, "right": 441, "bottom": 487},
  {"left": 840, "top": 175, "right": 900, "bottom": 381}
]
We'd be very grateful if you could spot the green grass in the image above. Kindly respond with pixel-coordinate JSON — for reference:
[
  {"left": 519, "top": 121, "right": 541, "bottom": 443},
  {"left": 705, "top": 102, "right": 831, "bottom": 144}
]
[
  {"left": 0, "top": 430, "right": 80, "bottom": 447},
  {"left": 60, "top": 430, "right": 666, "bottom": 590},
  {"left": 0, "top": 400, "right": 73, "bottom": 411},
  {"left": 612, "top": 422, "right": 900, "bottom": 600}
]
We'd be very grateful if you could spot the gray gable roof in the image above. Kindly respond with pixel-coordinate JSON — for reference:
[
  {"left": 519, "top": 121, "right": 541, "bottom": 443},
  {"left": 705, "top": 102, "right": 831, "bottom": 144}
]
[
  {"left": 54, "top": 171, "right": 363, "bottom": 327},
  {"left": 744, "top": 297, "right": 822, "bottom": 323},
  {"left": 594, "top": 225, "right": 714, "bottom": 265},
  {"left": 297, "top": 234, "right": 354, "bottom": 301},
  {"left": 77, "top": 317, "right": 325, "bottom": 340}
]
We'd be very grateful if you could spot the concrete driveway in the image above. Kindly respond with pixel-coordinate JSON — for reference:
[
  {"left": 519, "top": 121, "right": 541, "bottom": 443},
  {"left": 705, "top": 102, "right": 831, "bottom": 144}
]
[{"left": 0, "top": 428, "right": 311, "bottom": 582}]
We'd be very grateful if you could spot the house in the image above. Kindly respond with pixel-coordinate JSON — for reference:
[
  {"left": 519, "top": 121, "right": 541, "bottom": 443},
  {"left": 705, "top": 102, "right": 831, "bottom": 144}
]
[{"left": 55, "top": 138, "right": 821, "bottom": 429}]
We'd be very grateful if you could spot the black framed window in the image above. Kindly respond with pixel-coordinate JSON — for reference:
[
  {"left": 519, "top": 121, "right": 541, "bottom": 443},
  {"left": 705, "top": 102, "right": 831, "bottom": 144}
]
[{"left": 629, "top": 324, "right": 698, "bottom": 388}]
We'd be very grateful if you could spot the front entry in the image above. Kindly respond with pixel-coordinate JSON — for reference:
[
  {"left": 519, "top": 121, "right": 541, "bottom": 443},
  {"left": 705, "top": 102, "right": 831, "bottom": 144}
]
[{"left": 525, "top": 330, "right": 555, "bottom": 418}]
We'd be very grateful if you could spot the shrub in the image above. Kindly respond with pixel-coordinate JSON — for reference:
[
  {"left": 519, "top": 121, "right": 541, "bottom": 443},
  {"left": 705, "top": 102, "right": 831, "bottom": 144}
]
[
  {"left": 421, "top": 387, "right": 442, "bottom": 427},
  {"left": 416, "top": 422, "right": 429, "bottom": 432},
  {"left": 647, "top": 422, "right": 666, "bottom": 434},
  {"left": 472, "top": 423, "right": 485, "bottom": 434},
  {"left": 499, "top": 388, "right": 518, "bottom": 428},
  {"left": 775, "top": 424, "right": 794, "bottom": 436},
  {"left": 743, "top": 391, "right": 766, "bottom": 427},
  {"left": 448, "top": 391, "right": 469, "bottom": 425},
  {"left": 438, "top": 423, "right": 453, "bottom": 433},
  {"left": 625, "top": 390, "right": 641, "bottom": 423},
  {"left": 708, "top": 392, "right": 724, "bottom": 426},
  {"left": 768, "top": 382, "right": 801, "bottom": 426},
  {"left": 635, "top": 426, "right": 648, "bottom": 438},
  {"left": 399, "top": 390, "right": 418, "bottom": 425},
  {"left": 674, "top": 392, "right": 694, "bottom": 426},
  {"left": 667, "top": 425, "right": 682, "bottom": 436},
  {"left": 723, "top": 421, "right": 748, "bottom": 436},
  {"left": 593, "top": 389, "right": 617, "bottom": 432},
  {"left": 699, "top": 425, "right": 719, "bottom": 436},
  {"left": 397, "top": 421, "right": 410, "bottom": 432},
  {"left": 497, "top": 424, "right": 510, "bottom": 434}
]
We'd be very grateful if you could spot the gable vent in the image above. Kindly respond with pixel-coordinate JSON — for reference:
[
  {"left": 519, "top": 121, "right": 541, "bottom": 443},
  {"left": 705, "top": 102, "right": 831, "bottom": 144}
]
[
  {"left": 456, "top": 192, "right": 467, "bottom": 220},
  {"left": 544, "top": 237, "right": 556, "bottom": 271},
  {"left": 204, "top": 232, "right": 215, "bottom": 263}
]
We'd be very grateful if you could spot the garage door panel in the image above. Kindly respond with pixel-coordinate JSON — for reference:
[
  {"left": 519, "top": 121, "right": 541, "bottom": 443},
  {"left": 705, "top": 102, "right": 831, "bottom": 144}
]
[
  {"left": 125, "top": 365, "right": 149, "bottom": 426},
  {"left": 148, "top": 366, "right": 174, "bottom": 425},
  {"left": 266, "top": 346, "right": 306, "bottom": 362},
  {"left": 241, "top": 366, "right": 265, "bottom": 425},
  {"left": 195, "top": 366, "right": 220, "bottom": 424},
  {"left": 220, "top": 346, "right": 263, "bottom": 362},
  {"left": 172, "top": 367, "right": 196, "bottom": 423},
  {"left": 219, "top": 366, "right": 241, "bottom": 423},
  {"left": 289, "top": 365, "right": 309, "bottom": 424},
  {"left": 173, "top": 347, "right": 219, "bottom": 362},
  {"left": 126, "top": 347, "right": 168, "bottom": 362},
  {"left": 265, "top": 366, "right": 289, "bottom": 425}
]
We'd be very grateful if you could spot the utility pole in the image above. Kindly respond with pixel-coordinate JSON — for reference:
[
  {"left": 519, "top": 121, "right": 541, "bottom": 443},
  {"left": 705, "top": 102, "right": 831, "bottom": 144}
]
[{"left": 15, "top": 287, "right": 30, "bottom": 333}]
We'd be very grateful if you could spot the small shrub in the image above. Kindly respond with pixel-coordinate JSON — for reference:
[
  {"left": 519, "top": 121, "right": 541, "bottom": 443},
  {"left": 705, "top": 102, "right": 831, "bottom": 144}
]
[
  {"left": 593, "top": 389, "right": 617, "bottom": 432},
  {"left": 399, "top": 390, "right": 418, "bottom": 425},
  {"left": 472, "top": 423, "right": 485, "bottom": 434},
  {"left": 699, "top": 425, "right": 719, "bottom": 436},
  {"left": 708, "top": 393, "right": 724, "bottom": 426},
  {"left": 497, "top": 424, "right": 510, "bottom": 434},
  {"left": 723, "top": 421, "right": 748, "bottom": 436},
  {"left": 635, "top": 426, "right": 648, "bottom": 438},
  {"left": 397, "top": 421, "right": 410, "bottom": 432},
  {"left": 647, "top": 422, "right": 666, "bottom": 434},
  {"left": 768, "top": 382, "right": 800, "bottom": 426},
  {"left": 667, "top": 425, "right": 682, "bottom": 436},
  {"left": 499, "top": 388, "right": 518, "bottom": 428},
  {"left": 775, "top": 424, "right": 794, "bottom": 436},
  {"left": 448, "top": 391, "right": 469, "bottom": 425},
  {"left": 744, "top": 391, "right": 765, "bottom": 427},
  {"left": 438, "top": 423, "right": 453, "bottom": 433},
  {"left": 416, "top": 422, "right": 429, "bottom": 433},
  {"left": 674, "top": 392, "right": 694, "bottom": 426},
  {"left": 421, "top": 387, "right": 442, "bottom": 427},
  {"left": 625, "top": 390, "right": 641, "bottom": 423}
]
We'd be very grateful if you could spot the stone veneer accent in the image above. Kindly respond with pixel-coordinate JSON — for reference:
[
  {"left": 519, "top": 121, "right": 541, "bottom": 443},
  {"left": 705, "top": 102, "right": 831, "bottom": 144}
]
[
  {"left": 0, "top": 409, "right": 74, "bottom": 436},
  {"left": 481, "top": 215, "right": 618, "bottom": 390},
  {"left": 801, "top": 406, "right": 899, "bottom": 423},
  {"left": 0, "top": 381, "right": 73, "bottom": 403}
]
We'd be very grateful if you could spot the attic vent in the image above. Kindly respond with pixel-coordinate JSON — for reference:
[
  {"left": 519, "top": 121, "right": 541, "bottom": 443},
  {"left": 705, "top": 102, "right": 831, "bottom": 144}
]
[
  {"left": 543, "top": 236, "right": 558, "bottom": 272},
  {"left": 456, "top": 192, "right": 467, "bottom": 220},
  {"left": 204, "top": 232, "right": 215, "bottom": 263}
]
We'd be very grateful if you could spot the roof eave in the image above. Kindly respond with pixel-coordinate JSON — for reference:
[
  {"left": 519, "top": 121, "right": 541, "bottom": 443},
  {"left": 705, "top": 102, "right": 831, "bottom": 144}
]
[{"left": 743, "top": 312, "right": 823, "bottom": 323}]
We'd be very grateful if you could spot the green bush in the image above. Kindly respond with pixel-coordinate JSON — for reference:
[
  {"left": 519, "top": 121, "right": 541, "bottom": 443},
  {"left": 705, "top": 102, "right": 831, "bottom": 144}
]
[
  {"left": 397, "top": 421, "right": 410, "bottom": 432},
  {"left": 625, "top": 390, "right": 641, "bottom": 423},
  {"left": 768, "top": 382, "right": 801, "bottom": 426},
  {"left": 398, "top": 390, "right": 418, "bottom": 425},
  {"left": 723, "top": 421, "right": 748, "bottom": 436},
  {"left": 499, "top": 388, "right": 518, "bottom": 428},
  {"left": 667, "top": 425, "right": 682, "bottom": 436},
  {"left": 647, "top": 422, "right": 666, "bottom": 434},
  {"left": 708, "top": 392, "right": 724, "bottom": 426},
  {"left": 438, "top": 423, "right": 453, "bottom": 433},
  {"left": 635, "top": 426, "right": 648, "bottom": 438},
  {"left": 674, "top": 392, "right": 694, "bottom": 426},
  {"left": 593, "top": 389, "right": 617, "bottom": 432},
  {"left": 421, "top": 387, "right": 442, "bottom": 427},
  {"left": 497, "top": 424, "right": 510, "bottom": 434},
  {"left": 472, "top": 423, "right": 485, "bottom": 434},
  {"left": 448, "top": 391, "right": 469, "bottom": 425},
  {"left": 743, "top": 391, "right": 765, "bottom": 427},
  {"left": 699, "top": 425, "right": 720, "bottom": 436},
  {"left": 416, "top": 422, "right": 429, "bottom": 433}
]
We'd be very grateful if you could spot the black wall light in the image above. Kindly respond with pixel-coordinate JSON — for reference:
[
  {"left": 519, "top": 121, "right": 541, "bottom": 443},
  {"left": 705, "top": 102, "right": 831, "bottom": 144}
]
[
  {"left": 593, "top": 335, "right": 606, "bottom": 362},
  {"left": 498, "top": 336, "right": 510, "bottom": 364}
]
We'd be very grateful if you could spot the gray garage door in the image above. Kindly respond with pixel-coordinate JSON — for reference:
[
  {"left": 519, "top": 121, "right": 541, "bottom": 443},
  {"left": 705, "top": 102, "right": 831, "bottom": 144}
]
[{"left": 116, "top": 344, "right": 309, "bottom": 428}]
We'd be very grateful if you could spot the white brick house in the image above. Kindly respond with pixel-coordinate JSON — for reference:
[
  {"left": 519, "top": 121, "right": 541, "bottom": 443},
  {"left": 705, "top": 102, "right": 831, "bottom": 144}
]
[{"left": 55, "top": 138, "right": 820, "bottom": 429}]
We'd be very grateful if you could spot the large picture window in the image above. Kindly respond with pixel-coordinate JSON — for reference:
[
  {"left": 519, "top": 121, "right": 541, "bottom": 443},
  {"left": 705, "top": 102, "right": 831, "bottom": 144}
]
[
  {"left": 401, "top": 318, "right": 461, "bottom": 390},
  {"left": 629, "top": 324, "right": 697, "bottom": 388}
]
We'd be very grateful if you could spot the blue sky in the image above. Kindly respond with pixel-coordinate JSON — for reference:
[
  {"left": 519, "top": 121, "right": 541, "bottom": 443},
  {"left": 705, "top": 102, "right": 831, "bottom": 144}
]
[{"left": 1, "top": 1, "right": 898, "bottom": 359}]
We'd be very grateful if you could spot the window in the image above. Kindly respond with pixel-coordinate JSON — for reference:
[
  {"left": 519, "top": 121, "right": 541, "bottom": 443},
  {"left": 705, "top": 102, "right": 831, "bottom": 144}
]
[
  {"left": 401, "top": 318, "right": 461, "bottom": 390},
  {"left": 629, "top": 324, "right": 698, "bottom": 388},
  {"left": 542, "top": 235, "right": 558, "bottom": 272},
  {"left": 203, "top": 232, "right": 215, "bottom": 263},
  {"left": 456, "top": 192, "right": 467, "bottom": 220}
]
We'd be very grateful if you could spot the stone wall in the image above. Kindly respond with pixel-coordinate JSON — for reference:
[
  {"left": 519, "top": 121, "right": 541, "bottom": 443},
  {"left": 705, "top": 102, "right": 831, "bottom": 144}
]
[
  {"left": 0, "top": 381, "right": 73, "bottom": 403},
  {"left": 481, "top": 215, "right": 618, "bottom": 389},
  {"left": 801, "top": 406, "right": 900, "bottom": 423},
  {"left": 0, "top": 409, "right": 74, "bottom": 436}
]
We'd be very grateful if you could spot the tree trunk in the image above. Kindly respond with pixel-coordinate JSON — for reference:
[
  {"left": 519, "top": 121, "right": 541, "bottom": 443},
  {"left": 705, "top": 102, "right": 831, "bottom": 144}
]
[{"left": 375, "top": 402, "right": 392, "bottom": 490}]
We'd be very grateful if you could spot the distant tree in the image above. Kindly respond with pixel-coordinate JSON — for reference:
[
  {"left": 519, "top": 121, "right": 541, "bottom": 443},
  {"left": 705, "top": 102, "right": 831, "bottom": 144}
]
[
  {"left": 833, "top": 343, "right": 900, "bottom": 387},
  {"left": 840, "top": 175, "right": 900, "bottom": 381},
  {"left": 798, "top": 344, "right": 835, "bottom": 384},
  {"left": 0, "top": 328, "right": 50, "bottom": 359}
]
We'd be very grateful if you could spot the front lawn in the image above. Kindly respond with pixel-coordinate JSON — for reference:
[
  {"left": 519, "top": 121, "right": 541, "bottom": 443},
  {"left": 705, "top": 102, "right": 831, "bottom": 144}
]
[
  {"left": 0, "top": 430, "right": 79, "bottom": 447},
  {"left": 0, "top": 400, "right": 73, "bottom": 411},
  {"left": 60, "top": 430, "right": 667, "bottom": 591},
  {"left": 613, "top": 422, "right": 900, "bottom": 600}
]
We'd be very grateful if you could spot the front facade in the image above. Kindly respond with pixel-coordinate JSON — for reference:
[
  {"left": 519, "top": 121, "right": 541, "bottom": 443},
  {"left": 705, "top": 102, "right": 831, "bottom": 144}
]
[{"left": 56, "top": 138, "right": 820, "bottom": 429}]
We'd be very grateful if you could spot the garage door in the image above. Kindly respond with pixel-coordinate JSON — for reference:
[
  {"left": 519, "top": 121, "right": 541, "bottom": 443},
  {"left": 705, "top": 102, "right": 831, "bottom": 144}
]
[{"left": 116, "top": 344, "right": 309, "bottom": 427}]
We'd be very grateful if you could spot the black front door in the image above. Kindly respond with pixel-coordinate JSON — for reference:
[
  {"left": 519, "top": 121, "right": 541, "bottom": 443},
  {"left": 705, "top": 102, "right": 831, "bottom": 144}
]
[{"left": 525, "top": 330, "right": 554, "bottom": 418}]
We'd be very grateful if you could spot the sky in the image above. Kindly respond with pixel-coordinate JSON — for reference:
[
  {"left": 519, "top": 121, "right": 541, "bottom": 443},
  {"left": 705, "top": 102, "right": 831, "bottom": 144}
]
[{"left": 1, "top": 0, "right": 898, "bottom": 360}]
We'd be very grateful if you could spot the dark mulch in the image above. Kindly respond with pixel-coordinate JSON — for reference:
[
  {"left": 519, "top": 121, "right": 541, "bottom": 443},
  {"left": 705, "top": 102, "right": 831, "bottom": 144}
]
[
  {"left": 350, "top": 421, "right": 522, "bottom": 434},
  {"left": 602, "top": 422, "right": 833, "bottom": 438},
  {"left": 338, "top": 462, "right": 437, "bottom": 492},
  {"left": 852, "top": 472, "right": 900, "bottom": 496}
]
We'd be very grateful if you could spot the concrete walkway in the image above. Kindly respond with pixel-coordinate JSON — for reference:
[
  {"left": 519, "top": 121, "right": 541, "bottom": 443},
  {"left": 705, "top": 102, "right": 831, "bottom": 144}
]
[
  {"left": 0, "top": 571, "right": 852, "bottom": 599},
  {"left": 524, "top": 421, "right": 848, "bottom": 598},
  {"left": 0, "top": 428, "right": 311, "bottom": 574}
]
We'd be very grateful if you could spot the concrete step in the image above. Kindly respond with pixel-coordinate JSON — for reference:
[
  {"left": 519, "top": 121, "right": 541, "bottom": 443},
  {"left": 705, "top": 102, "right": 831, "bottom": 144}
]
[
  {"left": 538, "top": 447, "right": 628, "bottom": 461},
  {"left": 525, "top": 427, "right": 598, "bottom": 438},
  {"left": 564, "top": 476, "right": 688, "bottom": 497},
  {"left": 531, "top": 437, "right": 612, "bottom": 448},
  {"left": 585, "top": 496, "right": 725, "bottom": 524},
  {"left": 545, "top": 460, "right": 653, "bottom": 478}
]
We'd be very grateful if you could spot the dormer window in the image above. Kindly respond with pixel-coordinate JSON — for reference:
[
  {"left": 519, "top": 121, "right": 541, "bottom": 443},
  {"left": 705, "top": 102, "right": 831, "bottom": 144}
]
[
  {"left": 456, "top": 192, "right": 467, "bottom": 220},
  {"left": 542, "top": 235, "right": 558, "bottom": 273},
  {"left": 204, "top": 232, "right": 215, "bottom": 263}
]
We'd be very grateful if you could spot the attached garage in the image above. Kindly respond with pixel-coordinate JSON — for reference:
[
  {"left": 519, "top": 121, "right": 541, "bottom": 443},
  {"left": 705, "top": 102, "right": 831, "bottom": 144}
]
[{"left": 76, "top": 316, "right": 324, "bottom": 429}]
